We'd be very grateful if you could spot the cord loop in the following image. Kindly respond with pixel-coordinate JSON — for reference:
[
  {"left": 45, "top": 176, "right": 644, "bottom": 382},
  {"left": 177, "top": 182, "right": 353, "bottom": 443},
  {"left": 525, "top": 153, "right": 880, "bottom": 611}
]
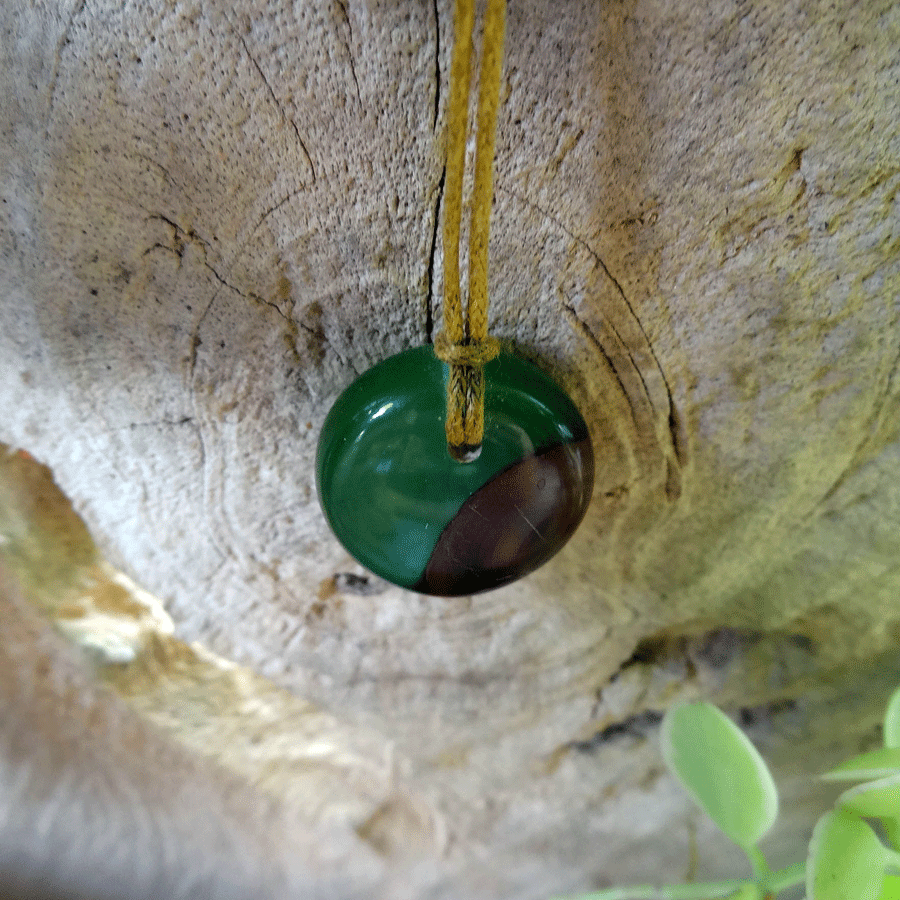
[{"left": 437, "top": 0, "right": 506, "bottom": 461}]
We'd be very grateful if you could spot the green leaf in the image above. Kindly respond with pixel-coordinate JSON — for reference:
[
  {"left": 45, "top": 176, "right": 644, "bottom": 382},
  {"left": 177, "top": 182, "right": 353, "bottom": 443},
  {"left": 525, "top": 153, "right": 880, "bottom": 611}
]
[
  {"left": 822, "top": 748, "right": 900, "bottom": 782},
  {"left": 838, "top": 773, "right": 900, "bottom": 820},
  {"left": 883, "top": 819, "right": 900, "bottom": 852},
  {"left": 879, "top": 875, "right": 900, "bottom": 900},
  {"left": 885, "top": 687, "right": 900, "bottom": 749},
  {"left": 660, "top": 702, "right": 778, "bottom": 849},
  {"left": 807, "top": 810, "right": 886, "bottom": 900}
]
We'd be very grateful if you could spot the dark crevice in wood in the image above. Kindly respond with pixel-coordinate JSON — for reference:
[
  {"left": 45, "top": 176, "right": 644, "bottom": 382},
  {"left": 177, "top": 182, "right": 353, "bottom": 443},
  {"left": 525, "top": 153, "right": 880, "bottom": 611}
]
[
  {"left": 431, "top": 0, "right": 441, "bottom": 131},
  {"left": 334, "top": 0, "right": 361, "bottom": 104},
  {"left": 425, "top": 167, "right": 446, "bottom": 345},
  {"left": 562, "top": 303, "right": 634, "bottom": 421},
  {"left": 570, "top": 710, "right": 663, "bottom": 753}
]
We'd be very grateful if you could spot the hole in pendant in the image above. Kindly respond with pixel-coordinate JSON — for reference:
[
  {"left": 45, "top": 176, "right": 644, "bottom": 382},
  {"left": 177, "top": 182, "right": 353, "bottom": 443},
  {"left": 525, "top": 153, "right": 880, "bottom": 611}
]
[
  {"left": 447, "top": 444, "right": 481, "bottom": 463},
  {"left": 449, "top": 443, "right": 482, "bottom": 463}
]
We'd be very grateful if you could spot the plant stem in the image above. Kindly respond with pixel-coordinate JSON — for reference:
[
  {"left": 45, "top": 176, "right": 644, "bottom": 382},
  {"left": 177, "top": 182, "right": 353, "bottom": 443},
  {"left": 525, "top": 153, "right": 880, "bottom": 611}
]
[
  {"left": 547, "top": 880, "right": 749, "bottom": 900},
  {"left": 743, "top": 846, "right": 771, "bottom": 880},
  {"left": 763, "top": 860, "right": 806, "bottom": 893},
  {"left": 550, "top": 861, "right": 807, "bottom": 900}
]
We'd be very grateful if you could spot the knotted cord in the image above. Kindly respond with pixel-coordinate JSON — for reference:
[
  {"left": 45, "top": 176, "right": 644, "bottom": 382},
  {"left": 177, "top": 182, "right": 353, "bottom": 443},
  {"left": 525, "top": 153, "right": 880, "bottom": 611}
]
[{"left": 434, "top": 0, "right": 506, "bottom": 462}]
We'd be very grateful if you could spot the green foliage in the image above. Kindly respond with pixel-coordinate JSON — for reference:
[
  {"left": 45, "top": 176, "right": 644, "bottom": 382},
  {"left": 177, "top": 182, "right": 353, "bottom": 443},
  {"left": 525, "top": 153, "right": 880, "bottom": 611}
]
[
  {"left": 821, "top": 747, "right": 900, "bottom": 781},
  {"left": 807, "top": 810, "right": 886, "bottom": 900},
  {"left": 661, "top": 702, "right": 778, "bottom": 851},
  {"left": 883, "top": 686, "right": 900, "bottom": 749},
  {"left": 553, "top": 687, "right": 900, "bottom": 900},
  {"left": 837, "top": 773, "right": 900, "bottom": 820}
]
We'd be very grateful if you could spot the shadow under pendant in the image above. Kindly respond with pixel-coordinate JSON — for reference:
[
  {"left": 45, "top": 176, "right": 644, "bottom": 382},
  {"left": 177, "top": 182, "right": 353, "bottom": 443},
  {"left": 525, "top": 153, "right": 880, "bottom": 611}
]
[{"left": 316, "top": 346, "right": 594, "bottom": 596}]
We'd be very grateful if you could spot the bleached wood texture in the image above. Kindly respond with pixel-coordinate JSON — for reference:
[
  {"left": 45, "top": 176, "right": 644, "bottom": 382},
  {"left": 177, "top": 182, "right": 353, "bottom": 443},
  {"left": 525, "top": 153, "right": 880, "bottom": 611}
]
[{"left": 2, "top": 0, "right": 900, "bottom": 897}]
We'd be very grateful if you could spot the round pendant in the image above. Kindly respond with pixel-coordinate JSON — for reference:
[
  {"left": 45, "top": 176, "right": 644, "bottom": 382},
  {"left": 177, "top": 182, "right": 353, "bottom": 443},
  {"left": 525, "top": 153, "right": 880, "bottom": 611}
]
[{"left": 316, "top": 347, "right": 594, "bottom": 596}]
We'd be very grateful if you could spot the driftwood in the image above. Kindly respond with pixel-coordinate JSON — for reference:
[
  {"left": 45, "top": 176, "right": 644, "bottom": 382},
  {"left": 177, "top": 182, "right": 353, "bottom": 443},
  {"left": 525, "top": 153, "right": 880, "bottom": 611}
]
[{"left": 1, "top": 0, "right": 899, "bottom": 896}]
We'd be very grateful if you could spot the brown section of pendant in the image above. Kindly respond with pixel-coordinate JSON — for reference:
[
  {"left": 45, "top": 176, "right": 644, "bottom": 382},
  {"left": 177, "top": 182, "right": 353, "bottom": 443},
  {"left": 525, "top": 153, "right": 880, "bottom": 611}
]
[{"left": 416, "top": 438, "right": 594, "bottom": 596}]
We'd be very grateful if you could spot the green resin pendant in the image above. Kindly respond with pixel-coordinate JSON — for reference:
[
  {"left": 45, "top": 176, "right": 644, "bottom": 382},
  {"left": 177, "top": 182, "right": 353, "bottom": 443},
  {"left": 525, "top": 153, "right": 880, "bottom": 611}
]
[{"left": 316, "top": 346, "right": 593, "bottom": 596}]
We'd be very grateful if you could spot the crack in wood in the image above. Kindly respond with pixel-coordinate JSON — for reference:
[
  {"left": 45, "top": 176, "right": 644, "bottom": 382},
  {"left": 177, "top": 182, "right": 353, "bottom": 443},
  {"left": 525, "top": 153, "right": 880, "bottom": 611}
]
[
  {"left": 501, "top": 185, "right": 685, "bottom": 478},
  {"left": 334, "top": 0, "right": 362, "bottom": 103},
  {"left": 562, "top": 303, "right": 635, "bottom": 422},
  {"left": 236, "top": 32, "right": 316, "bottom": 182},
  {"left": 498, "top": 187, "right": 659, "bottom": 377},
  {"left": 425, "top": 167, "right": 446, "bottom": 344},
  {"left": 431, "top": 0, "right": 441, "bottom": 130},
  {"left": 146, "top": 214, "right": 241, "bottom": 301},
  {"left": 253, "top": 189, "right": 307, "bottom": 235},
  {"left": 564, "top": 300, "right": 683, "bottom": 500},
  {"left": 107, "top": 417, "right": 196, "bottom": 433},
  {"left": 253, "top": 293, "right": 290, "bottom": 323},
  {"left": 569, "top": 710, "right": 663, "bottom": 753},
  {"left": 564, "top": 295, "right": 655, "bottom": 422},
  {"left": 158, "top": 213, "right": 326, "bottom": 385},
  {"left": 133, "top": 152, "right": 179, "bottom": 189}
]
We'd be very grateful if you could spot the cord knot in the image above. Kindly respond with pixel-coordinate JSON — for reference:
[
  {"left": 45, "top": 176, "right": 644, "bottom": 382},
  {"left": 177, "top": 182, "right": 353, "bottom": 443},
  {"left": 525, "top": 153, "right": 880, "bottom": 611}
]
[
  {"left": 433, "top": 333, "right": 501, "bottom": 463},
  {"left": 433, "top": 331, "right": 501, "bottom": 368}
]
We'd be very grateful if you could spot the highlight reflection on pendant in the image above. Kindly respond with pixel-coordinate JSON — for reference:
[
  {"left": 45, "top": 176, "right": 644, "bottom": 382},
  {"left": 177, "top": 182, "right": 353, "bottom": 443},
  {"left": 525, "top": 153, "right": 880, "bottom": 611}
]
[{"left": 316, "top": 346, "right": 594, "bottom": 596}]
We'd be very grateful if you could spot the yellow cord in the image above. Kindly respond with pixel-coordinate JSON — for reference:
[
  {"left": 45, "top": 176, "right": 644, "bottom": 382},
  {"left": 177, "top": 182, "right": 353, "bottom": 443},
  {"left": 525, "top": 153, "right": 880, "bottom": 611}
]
[
  {"left": 441, "top": 0, "right": 473, "bottom": 351},
  {"left": 468, "top": 0, "right": 505, "bottom": 345},
  {"left": 436, "top": 0, "right": 506, "bottom": 462}
]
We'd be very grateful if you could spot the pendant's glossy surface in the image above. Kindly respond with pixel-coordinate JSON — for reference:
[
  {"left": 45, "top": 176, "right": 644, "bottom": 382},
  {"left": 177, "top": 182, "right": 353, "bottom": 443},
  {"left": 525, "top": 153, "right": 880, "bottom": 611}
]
[{"left": 316, "top": 347, "right": 593, "bottom": 596}]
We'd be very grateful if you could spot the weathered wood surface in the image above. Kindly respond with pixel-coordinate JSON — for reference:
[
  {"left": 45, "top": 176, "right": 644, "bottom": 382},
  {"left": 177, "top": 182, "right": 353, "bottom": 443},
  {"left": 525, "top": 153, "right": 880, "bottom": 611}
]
[{"left": 2, "top": 0, "right": 900, "bottom": 897}]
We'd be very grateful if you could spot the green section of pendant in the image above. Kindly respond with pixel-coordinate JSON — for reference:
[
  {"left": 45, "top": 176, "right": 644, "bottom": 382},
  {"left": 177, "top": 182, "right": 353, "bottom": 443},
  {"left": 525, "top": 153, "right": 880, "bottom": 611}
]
[{"left": 316, "top": 346, "right": 589, "bottom": 589}]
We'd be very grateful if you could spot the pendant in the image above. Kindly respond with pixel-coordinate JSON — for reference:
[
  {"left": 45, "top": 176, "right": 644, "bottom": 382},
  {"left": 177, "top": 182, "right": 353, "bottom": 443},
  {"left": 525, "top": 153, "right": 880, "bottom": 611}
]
[{"left": 316, "top": 347, "right": 593, "bottom": 596}]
